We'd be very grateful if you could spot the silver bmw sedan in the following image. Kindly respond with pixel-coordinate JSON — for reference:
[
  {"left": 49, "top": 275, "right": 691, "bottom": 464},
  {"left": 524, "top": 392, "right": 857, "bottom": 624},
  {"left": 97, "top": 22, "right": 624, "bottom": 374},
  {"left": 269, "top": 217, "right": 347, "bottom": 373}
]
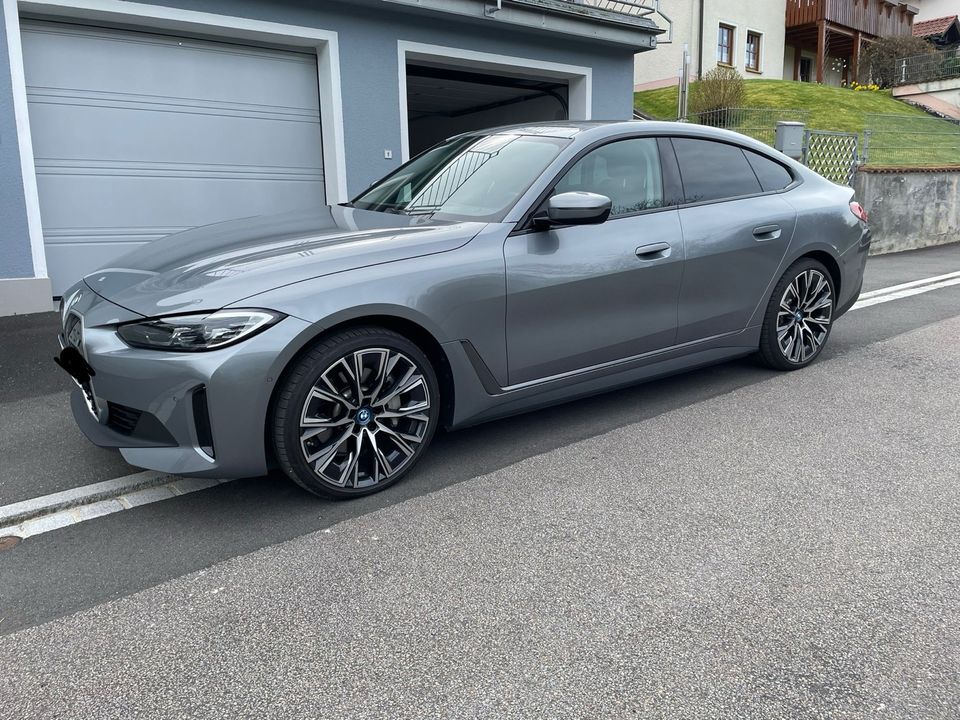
[{"left": 56, "top": 121, "right": 870, "bottom": 498}]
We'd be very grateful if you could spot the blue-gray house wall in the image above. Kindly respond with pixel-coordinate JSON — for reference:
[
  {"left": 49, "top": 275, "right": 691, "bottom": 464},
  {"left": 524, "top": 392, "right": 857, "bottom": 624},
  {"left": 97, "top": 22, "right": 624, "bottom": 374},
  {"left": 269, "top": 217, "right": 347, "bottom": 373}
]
[
  {"left": 0, "top": 0, "right": 643, "bottom": 313},
  {"left": 148, "top": 0, "right": 635, "bottom": 192},
  {"left": 0, "top": 0, "right": 34, "bottom": 279}
]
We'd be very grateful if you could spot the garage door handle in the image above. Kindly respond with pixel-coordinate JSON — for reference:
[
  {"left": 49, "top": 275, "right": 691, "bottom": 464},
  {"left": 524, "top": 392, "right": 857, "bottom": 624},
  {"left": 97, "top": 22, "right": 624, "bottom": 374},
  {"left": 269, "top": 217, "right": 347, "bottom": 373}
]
[
  {"left": 753, "top": 225, "right": 782, "bottom": 241},
  {"left": 635, "top": 242, "right": 671, "bottom": 260}
]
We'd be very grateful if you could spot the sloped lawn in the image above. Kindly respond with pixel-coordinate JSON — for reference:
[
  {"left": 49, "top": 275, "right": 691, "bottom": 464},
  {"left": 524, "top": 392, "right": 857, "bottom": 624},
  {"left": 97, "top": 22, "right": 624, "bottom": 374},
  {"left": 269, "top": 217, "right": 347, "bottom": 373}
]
[{"left": 634, "top": 79, "right": 959, "bottom": 166}]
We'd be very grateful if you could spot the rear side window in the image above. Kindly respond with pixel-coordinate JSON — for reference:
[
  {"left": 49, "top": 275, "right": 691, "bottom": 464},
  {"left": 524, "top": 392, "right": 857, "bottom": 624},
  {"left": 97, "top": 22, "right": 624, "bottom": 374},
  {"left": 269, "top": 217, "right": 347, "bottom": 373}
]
[
  {"left": 671, "top": 138, "right": 761, "bottom": 204},
  {"left": 745, "top": 150, "right": 794, "bottom": 192}
]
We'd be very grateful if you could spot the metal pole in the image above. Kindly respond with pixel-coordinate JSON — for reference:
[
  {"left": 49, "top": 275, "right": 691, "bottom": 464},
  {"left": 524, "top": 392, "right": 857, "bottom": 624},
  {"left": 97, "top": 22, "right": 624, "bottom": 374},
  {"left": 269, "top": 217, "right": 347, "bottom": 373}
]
[{"left": 677, "top": 44, "right": 690, "bottom": 121}]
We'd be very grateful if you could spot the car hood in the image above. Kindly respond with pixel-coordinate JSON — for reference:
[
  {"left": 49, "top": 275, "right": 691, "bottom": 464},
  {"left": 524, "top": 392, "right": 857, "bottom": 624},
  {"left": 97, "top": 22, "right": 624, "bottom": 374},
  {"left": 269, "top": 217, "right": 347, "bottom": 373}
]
[{"left": 82, "top": 205, "right": 484, "bottom": 317}]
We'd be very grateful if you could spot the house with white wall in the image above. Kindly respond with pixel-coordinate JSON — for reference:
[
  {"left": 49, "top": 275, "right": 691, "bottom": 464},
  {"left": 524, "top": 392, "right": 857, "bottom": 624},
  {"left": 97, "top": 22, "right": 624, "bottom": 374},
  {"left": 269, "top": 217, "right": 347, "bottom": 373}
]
[
  {"left": 635, "top": 0, "right": 921, "bottom": 92},
  {"left": 634, "top": 0, "right": 788, "bottom": 91},
  {"left": 914, "top": 0, "right": 960, "bottom": 21}
]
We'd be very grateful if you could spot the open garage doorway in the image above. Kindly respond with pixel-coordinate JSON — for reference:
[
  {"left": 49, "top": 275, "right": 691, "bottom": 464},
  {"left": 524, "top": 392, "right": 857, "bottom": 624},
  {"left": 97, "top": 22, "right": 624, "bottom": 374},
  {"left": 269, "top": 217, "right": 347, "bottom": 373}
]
[{"left": 405, "top": 63, "right": 568, "bottom": 156}]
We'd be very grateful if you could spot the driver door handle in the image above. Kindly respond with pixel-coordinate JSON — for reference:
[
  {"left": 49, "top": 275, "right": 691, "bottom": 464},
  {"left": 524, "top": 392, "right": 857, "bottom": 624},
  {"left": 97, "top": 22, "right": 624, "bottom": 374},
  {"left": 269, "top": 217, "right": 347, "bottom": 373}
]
[{"left": 635, "top": 242, "right": 671, "bottom": 260}]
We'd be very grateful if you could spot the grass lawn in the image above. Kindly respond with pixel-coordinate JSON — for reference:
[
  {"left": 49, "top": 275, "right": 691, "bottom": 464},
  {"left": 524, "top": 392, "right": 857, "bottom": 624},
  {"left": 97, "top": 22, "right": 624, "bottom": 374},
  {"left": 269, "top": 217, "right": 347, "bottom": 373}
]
[
  {"left": 634, "top": 79, "right": 959, "bottom": 166},
  {"left": 633, "top": 79, "right": 928, "bottom": 132}
]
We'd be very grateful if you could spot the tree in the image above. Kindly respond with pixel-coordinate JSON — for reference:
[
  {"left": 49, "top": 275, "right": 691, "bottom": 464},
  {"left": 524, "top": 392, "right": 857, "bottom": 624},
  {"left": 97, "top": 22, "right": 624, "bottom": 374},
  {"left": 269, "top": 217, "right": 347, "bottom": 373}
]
[{"left": 859, "top": 35, "right": 938, "bottom": 88}]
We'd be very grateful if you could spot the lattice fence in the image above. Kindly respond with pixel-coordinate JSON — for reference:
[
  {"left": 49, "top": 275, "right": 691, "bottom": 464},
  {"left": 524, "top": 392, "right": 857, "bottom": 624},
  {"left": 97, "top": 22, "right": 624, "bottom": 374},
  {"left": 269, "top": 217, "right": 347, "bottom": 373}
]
[{"left": 803, "top": 130, "right": 860, "bottom": 186}]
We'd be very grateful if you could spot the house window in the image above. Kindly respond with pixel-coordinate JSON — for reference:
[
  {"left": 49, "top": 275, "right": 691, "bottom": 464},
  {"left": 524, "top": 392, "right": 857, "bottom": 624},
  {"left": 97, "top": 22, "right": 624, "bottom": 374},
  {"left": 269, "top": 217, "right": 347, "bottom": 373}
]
[
  {"left": 746, "top": 32, "right": 761, "bottom": 72},
  {"left": 717, "top": 24, "right": 734, "bottom": 66}
]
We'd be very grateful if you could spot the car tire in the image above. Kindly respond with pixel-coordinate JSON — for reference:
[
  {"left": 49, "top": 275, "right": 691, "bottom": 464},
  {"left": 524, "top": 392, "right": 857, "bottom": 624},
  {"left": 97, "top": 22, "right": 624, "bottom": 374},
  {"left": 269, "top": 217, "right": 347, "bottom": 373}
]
[
  {"left": 272, "top": 326, "right": 440, "bottom": 499},
  {"left": 758, "top": 258, "right": 836, "bottom": 371}
]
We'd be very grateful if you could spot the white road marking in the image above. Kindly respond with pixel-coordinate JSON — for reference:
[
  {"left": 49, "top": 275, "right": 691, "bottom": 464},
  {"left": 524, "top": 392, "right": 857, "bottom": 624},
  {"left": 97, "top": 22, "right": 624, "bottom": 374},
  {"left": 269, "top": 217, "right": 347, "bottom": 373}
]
[
  {"left": 0, "top": 471, "right": 170, "bottom": 528},
  {"left": 0, "top": 474, "right": 234, "bottom": 540},
  {"left": 852, "top": 276, "right": 960, "bottom": 310},
  {"left": 856, "top": 270, "right": 960, "bottom": 301}
]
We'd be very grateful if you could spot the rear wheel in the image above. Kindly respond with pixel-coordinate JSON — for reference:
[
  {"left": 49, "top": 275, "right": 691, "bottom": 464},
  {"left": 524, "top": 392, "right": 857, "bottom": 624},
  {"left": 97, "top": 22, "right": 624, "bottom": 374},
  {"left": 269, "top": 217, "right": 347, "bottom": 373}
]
[
  {"left": 273, "top": 327, "right": 439, "bottom": 499},
  {"left": 758, "top": 259, "right": 835, "bottom": 371}
]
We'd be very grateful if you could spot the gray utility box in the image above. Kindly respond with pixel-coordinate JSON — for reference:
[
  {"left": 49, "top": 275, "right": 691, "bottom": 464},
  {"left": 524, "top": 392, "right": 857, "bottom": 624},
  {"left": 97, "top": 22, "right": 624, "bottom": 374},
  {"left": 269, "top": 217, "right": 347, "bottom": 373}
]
[{"left": 775, "top": 121, "right": 805, "bottom": 160}]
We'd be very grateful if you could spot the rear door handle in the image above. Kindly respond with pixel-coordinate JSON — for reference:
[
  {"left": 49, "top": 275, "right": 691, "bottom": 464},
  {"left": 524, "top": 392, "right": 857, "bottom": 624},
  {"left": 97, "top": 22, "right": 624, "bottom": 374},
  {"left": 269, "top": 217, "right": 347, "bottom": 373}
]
[
  {"left": 635, "top": 242, "right": 671, "bottom": 260},
  {"left": 753, "top": 224, "right": 782, "bottom": 241}
]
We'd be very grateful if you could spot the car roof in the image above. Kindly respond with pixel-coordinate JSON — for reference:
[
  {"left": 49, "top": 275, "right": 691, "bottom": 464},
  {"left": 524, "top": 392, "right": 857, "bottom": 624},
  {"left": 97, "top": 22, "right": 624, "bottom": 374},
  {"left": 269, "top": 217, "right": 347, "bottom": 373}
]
[{"left": 465, "top": 119, "right": 798, "bottom": 163}]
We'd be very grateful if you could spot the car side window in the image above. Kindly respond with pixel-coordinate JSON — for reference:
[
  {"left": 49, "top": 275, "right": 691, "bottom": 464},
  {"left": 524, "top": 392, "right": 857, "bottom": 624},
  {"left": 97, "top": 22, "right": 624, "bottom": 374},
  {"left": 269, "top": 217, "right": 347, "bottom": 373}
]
[
  {"left": 671, "top": 138, "right": 762, "bottom": 204},
  {"left": 744, "top": 149, "right": 794, "bottom": 192},
  {"left": 554, "top": 138, "right": 664, "bottom": 217}
]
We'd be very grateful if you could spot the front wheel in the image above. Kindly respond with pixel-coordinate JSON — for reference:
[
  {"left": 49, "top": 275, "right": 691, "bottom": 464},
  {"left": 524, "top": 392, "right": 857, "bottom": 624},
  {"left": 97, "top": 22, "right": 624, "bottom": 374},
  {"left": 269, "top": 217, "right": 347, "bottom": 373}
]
[
  {"left": 272, "top": 327, "right": 440, "bottom": 499},
  {"left": 758, "top": 259, "right": 835, "bottom": 371}
]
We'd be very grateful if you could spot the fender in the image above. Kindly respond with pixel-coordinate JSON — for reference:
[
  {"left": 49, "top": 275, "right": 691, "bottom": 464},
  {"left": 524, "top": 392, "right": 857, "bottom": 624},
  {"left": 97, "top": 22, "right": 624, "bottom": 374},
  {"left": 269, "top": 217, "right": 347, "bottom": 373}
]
[{"left": 746, "top": 240, "right": 845, "bottom": 329}]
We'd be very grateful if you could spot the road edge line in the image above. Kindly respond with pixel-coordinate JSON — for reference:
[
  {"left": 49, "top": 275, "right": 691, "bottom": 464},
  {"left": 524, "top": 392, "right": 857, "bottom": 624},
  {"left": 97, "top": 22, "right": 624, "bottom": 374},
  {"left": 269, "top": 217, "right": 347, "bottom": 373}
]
[
  {"left": 0, "top": 471, "right": 172, "bottom": 527},
  {"left": 857, "top": 269, "right": 960, "bottom": 301},
  {"left": 0, "top": 476, "right": 234, "bottom": 540},
  {"left": 851, "top": 276, "right": 960, "bottom": 311}
]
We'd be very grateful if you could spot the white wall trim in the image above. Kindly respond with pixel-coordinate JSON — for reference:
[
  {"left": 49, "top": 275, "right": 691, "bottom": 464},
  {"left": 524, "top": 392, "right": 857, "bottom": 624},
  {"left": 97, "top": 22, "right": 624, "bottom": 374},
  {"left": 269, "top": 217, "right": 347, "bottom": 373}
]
[
  {"left": 3, "top": 0, "right": 46, "bottom": 277},
  {"left": 397, "top": 40, "right": 592, "bottom": 161},
  {"left": 14, "top": 0, "right": 349, "bottom": 209}
]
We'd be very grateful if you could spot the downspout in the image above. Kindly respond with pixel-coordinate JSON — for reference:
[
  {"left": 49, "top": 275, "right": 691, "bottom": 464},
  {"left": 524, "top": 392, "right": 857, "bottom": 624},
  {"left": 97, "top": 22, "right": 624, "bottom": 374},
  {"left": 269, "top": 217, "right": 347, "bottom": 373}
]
[{"left": 697, "top": 0, "right": 704, "bottom": 79}]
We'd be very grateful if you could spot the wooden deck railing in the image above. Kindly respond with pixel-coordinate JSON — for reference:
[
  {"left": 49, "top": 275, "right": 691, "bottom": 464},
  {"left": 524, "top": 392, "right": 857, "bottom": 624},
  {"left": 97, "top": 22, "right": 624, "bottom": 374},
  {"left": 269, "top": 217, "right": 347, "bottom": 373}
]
[{"left": 786, "top": 0, "right": 914, "bottom": 38}]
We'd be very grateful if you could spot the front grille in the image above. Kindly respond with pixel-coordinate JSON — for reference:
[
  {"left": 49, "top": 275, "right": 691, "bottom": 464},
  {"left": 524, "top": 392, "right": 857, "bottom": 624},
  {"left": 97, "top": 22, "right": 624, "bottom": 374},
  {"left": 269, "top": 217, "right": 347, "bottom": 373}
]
[{"left": 106, "top": 402, "right": 142, "bottom": 435}]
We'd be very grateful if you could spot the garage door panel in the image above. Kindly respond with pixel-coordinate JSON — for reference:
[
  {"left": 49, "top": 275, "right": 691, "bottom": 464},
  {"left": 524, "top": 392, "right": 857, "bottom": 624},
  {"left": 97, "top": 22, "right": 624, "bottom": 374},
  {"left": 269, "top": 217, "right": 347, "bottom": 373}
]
[
  {"left": 22, "top": 20, "right": 326, "bottom": 294},
  {"left": 45, "top": 243, "right": 157, "bottom": 294},
  {"left": 21, "top": 22, "right": 319, "bottom": 111},
  {"left": 27, "top": 101, "right": 324, "bottom": 170},
  {"left": 36, "top": 174, "right": 324, "bottom": 230}
]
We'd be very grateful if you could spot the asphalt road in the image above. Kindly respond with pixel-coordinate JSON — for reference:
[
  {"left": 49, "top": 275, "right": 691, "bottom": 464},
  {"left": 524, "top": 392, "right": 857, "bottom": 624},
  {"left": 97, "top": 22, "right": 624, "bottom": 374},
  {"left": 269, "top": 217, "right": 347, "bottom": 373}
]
[{"left": 0, "top": 242, "right": 959, "bottom": 717}]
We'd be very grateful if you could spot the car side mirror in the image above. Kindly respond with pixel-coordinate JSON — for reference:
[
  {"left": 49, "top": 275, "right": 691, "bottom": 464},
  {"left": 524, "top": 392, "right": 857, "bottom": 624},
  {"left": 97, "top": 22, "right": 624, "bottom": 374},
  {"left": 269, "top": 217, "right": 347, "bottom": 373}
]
[{"left": 537, "top": 191, "right": 612, "bottom": 227}]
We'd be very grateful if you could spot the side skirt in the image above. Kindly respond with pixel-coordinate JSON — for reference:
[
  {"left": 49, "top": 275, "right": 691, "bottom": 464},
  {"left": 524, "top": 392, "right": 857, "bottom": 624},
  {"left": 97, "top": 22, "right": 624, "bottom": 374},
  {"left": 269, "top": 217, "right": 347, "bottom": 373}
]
[{"left": 443, "top": 327, "right": 761, "bottom": 429}]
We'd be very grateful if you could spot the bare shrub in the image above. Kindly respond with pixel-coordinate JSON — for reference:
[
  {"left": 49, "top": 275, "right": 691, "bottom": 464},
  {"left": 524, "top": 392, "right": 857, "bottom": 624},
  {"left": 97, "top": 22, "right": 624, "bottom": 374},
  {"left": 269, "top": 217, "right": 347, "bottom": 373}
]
[{"left": 690, "top": 66, "right": 746, "bottom": 125}]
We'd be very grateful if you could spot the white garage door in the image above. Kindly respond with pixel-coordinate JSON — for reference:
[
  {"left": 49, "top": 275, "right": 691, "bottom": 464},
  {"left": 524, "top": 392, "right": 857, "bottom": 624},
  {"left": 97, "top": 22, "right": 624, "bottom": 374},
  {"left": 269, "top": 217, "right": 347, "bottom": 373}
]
[{"left": 21, "top": 20, "right": 326, "bottom": 294}]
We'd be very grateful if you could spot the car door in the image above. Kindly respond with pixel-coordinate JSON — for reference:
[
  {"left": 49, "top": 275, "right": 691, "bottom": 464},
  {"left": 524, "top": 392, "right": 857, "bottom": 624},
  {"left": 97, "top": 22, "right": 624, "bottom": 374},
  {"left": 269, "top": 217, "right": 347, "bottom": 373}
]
[
  {"left": 503, "top": 136, "right": 684, "bottom": 386},
  {"left": 670, "top": 137, "right": 798, "bottom": 344}
]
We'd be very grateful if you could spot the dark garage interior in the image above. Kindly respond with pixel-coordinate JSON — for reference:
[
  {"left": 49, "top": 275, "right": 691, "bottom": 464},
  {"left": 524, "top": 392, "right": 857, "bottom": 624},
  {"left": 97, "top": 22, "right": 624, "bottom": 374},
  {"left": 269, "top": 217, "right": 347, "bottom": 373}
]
[{"left": 405, "top": 63, "right": 569, "bottom": 156}]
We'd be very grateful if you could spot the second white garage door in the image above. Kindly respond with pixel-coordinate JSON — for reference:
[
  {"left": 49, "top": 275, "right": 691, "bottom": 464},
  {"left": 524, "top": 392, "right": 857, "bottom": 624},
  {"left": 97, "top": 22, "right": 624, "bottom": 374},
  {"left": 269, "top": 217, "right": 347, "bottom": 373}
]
[{"left": 22, "top": 20, "right": 326, "bottom": 294}]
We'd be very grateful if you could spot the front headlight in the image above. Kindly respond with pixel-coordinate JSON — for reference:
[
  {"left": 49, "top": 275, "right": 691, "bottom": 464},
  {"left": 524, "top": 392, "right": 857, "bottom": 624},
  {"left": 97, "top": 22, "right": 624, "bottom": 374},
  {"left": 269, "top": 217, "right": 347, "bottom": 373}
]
[{"left": 117, "top": 309, "right": 283, "bottom": 351}]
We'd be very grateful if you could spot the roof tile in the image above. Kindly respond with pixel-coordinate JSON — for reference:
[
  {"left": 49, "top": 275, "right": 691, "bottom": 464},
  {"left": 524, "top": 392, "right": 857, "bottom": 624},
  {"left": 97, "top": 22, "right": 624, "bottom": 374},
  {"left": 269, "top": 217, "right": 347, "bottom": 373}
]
[{"left": 913, "top": 15, "right": 959, "bottom": 37}]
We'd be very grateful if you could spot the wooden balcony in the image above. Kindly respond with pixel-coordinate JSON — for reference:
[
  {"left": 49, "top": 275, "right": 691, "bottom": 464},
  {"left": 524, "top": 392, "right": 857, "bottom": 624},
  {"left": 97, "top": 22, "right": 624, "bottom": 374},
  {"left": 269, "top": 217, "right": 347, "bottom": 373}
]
[
  {"left": 786, "top": 0, "right": 917, "bottom": 84},
  {"left": 786, "top": 0, "right": 917, "bottom": 39}
]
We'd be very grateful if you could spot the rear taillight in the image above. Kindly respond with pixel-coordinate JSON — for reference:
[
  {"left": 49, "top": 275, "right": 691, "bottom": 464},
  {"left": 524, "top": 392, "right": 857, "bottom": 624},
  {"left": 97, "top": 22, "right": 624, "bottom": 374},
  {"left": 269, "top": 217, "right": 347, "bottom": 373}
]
[{"left": 850, "top": 201, "right": 868, "bottom": 223}]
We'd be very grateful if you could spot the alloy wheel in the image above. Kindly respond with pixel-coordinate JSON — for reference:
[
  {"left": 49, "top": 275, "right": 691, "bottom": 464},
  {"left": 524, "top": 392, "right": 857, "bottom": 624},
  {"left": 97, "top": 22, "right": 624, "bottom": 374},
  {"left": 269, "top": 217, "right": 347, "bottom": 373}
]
[
  {"left": 298, "top": 348, "right": 432, "bottom": 489},
  {"left": 776, "top": 269, "right": 833, "bottom": 364}
]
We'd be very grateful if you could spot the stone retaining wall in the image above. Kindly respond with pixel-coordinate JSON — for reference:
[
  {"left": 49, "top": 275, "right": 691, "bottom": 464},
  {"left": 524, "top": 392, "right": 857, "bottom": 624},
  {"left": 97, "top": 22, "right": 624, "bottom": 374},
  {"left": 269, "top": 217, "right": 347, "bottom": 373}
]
[{"left": 854, "top": 167, "right": 960, "bottom": 255}]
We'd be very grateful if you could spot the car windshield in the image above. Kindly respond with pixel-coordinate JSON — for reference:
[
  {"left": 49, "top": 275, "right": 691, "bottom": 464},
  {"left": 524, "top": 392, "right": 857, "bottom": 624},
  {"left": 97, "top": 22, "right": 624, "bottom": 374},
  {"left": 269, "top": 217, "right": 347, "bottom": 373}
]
[{"left": 350, "top": 134, "right": 569, "bottom": 221}]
